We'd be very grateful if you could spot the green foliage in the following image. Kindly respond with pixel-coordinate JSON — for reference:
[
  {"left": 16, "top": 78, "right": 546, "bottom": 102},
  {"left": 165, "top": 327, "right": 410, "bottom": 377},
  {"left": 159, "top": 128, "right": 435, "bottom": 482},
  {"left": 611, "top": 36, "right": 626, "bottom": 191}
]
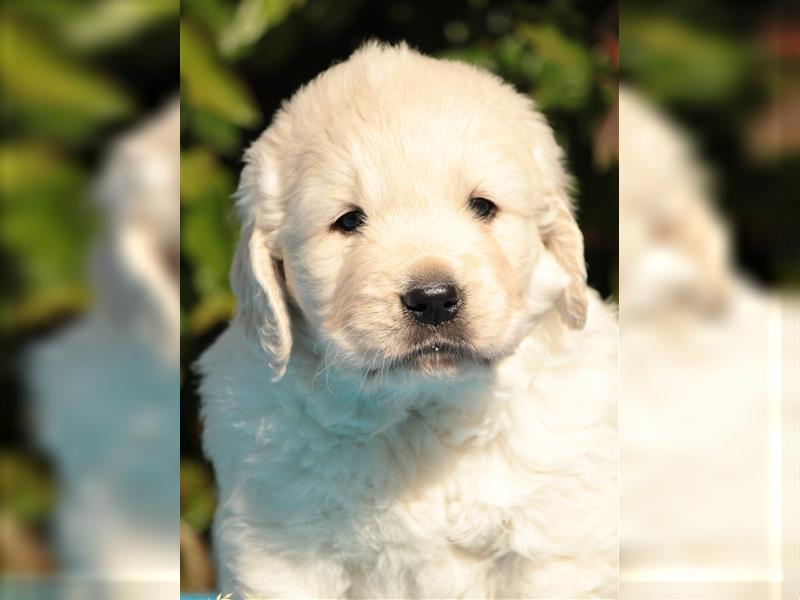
[
  {"left": 0, "top": 0, "right": 178, "bottom": 331},
  {"left": 0, "top": 451, "right": 56, "bottom": 527},
  {"left": 180, "top": 458, "right": 216, "bottom": 533},
  {"left": 441, "top": 23, "right": 598, "bottom": 112},
  {"left": 0, "top": 14, "right": 134, "bottom": 143},
  {"left": 517, "top": 23, "right": 593, "bottom": 111},
  {"left": 181, "top": 20, "right": 260, "bottom": 129},
  {"left": 59, "top": 0, "right": 179, "bottom": 52},
  {"left": 620, "top": 13, "right": 750, "bottom": 105},
  {"left": 0, "top": 143, "right": 94, "bottom": 328},
  {"left": 218, "top": 0, "right": 306, "bottom": 58},
  {"left": 181, "top": 149, "right": 238, "bottom": 333}
]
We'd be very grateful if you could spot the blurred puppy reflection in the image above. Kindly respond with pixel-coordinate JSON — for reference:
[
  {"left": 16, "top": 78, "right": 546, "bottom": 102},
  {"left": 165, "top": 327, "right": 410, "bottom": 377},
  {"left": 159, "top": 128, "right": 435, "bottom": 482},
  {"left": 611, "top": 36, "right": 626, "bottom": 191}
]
[
  {"left": 26, "top": 101, "right": 180, "bottom": 598},
  {"left": 619, "top": 87, "right": 798, "bottom": 599}
]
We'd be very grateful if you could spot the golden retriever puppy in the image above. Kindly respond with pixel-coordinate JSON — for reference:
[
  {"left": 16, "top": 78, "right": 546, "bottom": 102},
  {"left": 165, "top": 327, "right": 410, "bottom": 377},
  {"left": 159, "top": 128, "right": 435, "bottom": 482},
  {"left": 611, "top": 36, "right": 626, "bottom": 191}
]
[{"left": 199, "top": 42, "right": 617, "bottom": 599}]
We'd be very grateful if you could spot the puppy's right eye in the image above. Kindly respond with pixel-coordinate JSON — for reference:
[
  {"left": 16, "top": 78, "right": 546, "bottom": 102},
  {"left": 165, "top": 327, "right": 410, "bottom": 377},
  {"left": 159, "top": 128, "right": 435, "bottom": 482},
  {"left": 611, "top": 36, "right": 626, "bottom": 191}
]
[
  {"left": 468, "top": 197, "right": 497, "bottom": 221},
  {"left": 332, "top": 209, "right": 366, "bottom": 234}
]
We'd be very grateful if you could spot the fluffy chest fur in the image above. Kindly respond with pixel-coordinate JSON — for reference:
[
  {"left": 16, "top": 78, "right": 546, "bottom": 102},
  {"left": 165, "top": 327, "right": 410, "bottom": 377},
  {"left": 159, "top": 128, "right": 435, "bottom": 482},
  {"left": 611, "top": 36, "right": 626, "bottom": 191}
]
[{"left": 199, "top": 293, "right": 617, "bottom": 599}]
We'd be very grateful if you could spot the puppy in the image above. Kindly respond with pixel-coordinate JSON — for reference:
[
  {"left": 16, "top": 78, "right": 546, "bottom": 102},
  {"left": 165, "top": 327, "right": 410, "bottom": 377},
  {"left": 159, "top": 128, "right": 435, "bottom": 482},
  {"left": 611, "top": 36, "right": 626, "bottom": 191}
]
[{"left": 199, "top": 42, "right": 617, "bottom": 599}]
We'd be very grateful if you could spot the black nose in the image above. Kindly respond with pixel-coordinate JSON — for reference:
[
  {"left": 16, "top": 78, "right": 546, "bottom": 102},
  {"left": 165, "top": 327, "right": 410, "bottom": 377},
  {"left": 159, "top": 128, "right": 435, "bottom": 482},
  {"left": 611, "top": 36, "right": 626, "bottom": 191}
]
[{"left": 402, "top": 283, "right": 462, "bottom": 326}]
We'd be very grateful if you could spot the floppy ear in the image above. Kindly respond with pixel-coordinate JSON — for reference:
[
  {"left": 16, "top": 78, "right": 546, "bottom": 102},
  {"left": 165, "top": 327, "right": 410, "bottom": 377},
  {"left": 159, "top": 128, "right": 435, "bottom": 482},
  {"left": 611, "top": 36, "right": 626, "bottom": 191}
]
[
  {"left": 539, "top": 201, "right": 588, "bottom": 329},
  {"left": 529, "top": 115, "right": 588, "bottom": 330},
  {"left": 230, "top": 155, "right": 292, "bottom": 380}
]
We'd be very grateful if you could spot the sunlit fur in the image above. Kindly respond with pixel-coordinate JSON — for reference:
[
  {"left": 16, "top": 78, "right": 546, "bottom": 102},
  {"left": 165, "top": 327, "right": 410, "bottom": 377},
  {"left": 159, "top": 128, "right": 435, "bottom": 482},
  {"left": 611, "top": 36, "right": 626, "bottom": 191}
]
[{"left": 200, "top": 42, "right": 617, "bottom": 599}]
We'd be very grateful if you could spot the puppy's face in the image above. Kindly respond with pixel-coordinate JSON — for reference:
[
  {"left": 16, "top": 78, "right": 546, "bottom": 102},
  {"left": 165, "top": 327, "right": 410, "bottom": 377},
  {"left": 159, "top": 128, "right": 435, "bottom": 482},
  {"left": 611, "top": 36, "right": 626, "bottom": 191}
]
[
  {"left": 284, "top": 127, "right": 542, "bottom": 377},
  {"left": 233, "top": 44, "right": 587, "bottom": 381}
]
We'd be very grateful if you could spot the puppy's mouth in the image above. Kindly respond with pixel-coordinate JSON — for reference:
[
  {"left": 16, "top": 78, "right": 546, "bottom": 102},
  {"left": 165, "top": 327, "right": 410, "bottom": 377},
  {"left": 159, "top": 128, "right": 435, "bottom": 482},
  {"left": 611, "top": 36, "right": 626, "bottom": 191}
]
[
  {"left": 405, "top": 340, "right": 465, "bottom": 361},
  {"left": 368, "top": 339, "right": 494, "bottom": 377}
]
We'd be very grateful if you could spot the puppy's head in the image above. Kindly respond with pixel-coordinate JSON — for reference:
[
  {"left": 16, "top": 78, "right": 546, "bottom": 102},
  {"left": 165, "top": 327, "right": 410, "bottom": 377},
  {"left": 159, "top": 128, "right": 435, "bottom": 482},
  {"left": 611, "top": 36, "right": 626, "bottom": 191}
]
[
  {"left": 232, "top": 42, "right": 586, "bottom": 381},
  {"left": 619, "top": 86, "right": 731, "bottom": 316}
]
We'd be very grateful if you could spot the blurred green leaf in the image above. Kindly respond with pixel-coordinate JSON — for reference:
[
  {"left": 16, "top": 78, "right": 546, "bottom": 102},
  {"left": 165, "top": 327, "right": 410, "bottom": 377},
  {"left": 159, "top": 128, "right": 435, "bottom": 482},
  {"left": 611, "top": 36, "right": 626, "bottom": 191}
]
[
  {"left": 181, "top": 147, "right": 226, "bottom": 204},
  {"left": 444, "top": 24, "right": 593, "bottom": 112},
  {"left": 0, "top": 451, "right": 56, "bottom": 527},
  {"left": 180, "top": 19, "right": 260, "bottom": 128},
  {"left": 0, "top": 15, "right": 134, "bottom": 142},
  {"left": 181, "top": 0, "right": 234, "bottom": 39},
  {"left": 186, "top": 107, "right": 242, "bottom": 155},
  {"left": 0, "top": 144, "right": 94, "bottom": 329},
  {"left": 188, "top": 292, "right": 236, "bottom": 334},
  {"left": 180, "top": 459, "right": 216, "bottom": 533},
  {"left": 181, "top": 148, "right": 238, "bottom": 332},
  {"left": 620, "top": 14, "right": 750, "bottom": 105},
  {"left": 517, "top": 23, "right": 593, "bottom": 111},
  {"left": 60, "top": 0, "right": 179, "bottom": 52},
  {"left": 0, "top": 143, "right": 79, "bottom": 198},
  {"left": 219, "top": 0, "right": 305, "bottom": 58},
  {"left": 1, "top": 0, "right": 87, "bottom": 28}
]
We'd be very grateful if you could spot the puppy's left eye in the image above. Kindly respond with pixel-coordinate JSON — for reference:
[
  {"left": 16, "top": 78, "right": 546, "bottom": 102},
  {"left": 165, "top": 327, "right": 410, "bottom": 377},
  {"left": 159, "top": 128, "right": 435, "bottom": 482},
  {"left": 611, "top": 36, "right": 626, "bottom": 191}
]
[
  {"left": 468, "top": 197, "right": 497, "bottom": 221},
  {"left": 332, "top": 209, "right": 366, "bottom": 233}
]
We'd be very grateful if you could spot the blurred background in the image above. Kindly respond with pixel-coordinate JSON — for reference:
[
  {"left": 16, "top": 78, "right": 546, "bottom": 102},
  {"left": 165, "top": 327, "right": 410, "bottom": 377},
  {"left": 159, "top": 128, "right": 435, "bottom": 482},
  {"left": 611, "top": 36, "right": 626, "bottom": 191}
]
[
  {"left": 179, "top": 0, "right": 618, "bottom": 593},
  {"left": 619, "top": 1, "right": 799, "bottom": 288},
  {"left": 618, "top": 1, "right": 799, "bottom": 599},
  {"left": 1, "top": 0, "right": 178, "bottom": 598}
]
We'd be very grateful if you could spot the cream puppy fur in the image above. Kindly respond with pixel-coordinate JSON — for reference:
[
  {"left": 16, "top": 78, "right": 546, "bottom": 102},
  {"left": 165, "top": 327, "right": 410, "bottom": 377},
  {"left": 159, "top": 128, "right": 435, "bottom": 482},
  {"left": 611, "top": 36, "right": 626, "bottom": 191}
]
[{"left": 200, "top": 42, "right": 617, "bottom": 599}]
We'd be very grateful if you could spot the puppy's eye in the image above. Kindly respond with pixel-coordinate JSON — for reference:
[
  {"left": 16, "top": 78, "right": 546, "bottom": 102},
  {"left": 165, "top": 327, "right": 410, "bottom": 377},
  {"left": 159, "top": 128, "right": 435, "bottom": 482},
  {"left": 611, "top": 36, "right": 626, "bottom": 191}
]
[
  {"left": 332, "top": 209, "right": 366, "bottom": 233},
  {"left": 468, "top": 197, "right": 497, "bottom": 221}
]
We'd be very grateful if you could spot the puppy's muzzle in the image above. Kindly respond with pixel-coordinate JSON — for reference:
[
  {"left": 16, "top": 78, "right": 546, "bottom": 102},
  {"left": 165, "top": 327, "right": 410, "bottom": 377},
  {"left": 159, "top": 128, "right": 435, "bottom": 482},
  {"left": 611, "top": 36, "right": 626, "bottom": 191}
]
[{"left": 401, "top": 282, "right": 462, "bottom": 326}]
